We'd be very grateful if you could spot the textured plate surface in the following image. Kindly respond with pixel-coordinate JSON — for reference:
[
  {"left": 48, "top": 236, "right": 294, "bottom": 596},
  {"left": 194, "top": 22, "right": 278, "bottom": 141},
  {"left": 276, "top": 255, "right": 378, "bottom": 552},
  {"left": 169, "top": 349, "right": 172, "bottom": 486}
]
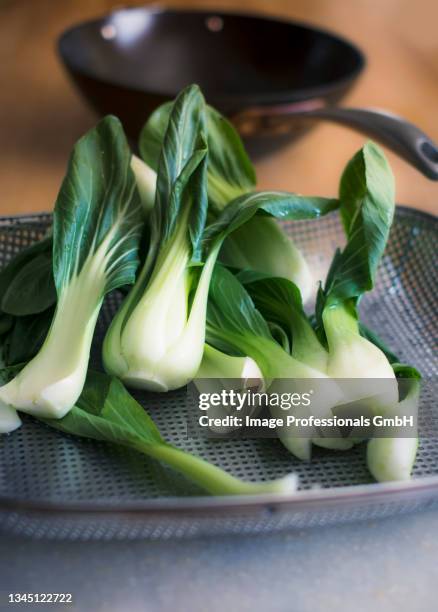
[{"left": 0, "top": 207, "right": 436, "bottom": 539}]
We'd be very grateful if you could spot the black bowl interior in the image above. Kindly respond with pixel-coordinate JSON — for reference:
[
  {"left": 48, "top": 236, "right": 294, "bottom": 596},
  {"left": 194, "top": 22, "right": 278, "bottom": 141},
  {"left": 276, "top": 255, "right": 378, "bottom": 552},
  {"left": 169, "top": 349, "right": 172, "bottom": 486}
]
[{"left": 58, "top": 8, "right": 364, "bottom": 106}]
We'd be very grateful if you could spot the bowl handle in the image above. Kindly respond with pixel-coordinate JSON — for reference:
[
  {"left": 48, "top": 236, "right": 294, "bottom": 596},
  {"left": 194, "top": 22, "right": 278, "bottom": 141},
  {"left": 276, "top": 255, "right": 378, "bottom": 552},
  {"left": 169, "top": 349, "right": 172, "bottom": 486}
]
[{"left": 232, "top": 102, "right": 438, "bottom": 180}]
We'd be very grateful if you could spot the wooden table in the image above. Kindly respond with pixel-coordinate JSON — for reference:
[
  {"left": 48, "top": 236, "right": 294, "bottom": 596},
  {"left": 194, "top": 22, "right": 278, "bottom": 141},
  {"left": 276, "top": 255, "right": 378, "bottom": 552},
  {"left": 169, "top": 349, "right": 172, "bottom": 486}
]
[{"left": 1, "top": 0, "right": 437, "bottom": 215}]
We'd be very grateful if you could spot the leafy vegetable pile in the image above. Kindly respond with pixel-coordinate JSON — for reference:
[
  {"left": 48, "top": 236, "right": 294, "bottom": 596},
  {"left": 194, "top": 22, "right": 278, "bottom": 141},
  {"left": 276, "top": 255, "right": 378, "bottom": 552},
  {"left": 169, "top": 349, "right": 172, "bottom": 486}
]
[{"left": 0, "top": 85, "right": 421, "bottom": 495}]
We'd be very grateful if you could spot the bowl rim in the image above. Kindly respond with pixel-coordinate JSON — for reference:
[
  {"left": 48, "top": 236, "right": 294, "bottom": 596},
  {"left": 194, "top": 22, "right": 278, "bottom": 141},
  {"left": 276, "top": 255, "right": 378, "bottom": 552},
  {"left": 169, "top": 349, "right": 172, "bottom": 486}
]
[
  {"left": 57, "top": 6, "right": 366, "bottom": 107},
  {"left": 2, "top": 476, "right": 438, "bottom": 519}
]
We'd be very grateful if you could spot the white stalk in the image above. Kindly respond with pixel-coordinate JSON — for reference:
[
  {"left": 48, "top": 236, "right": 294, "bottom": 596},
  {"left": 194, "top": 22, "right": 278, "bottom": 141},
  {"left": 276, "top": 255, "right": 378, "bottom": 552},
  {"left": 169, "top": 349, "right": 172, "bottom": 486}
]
[
  {"left": 323, "top": 303, "right": 398, "bottom": 411},
  {"left": 367, "top": 379, "right": 420, "bottom": 482},
  {"left": 130, "top": 155, "right": 156, "bottom": 218},
  {"left": 0, "top": 405, "right": 22, "bottom": 433},
  {"left": 106, "top": 228, "right": 222, "bottom": 391},
  {"left": 0, "top": 231, "right": 116, "bottom": 419},
  {"left": 221, "top": 217, "right": 313, "bottom": 302},
  {"left": 243, "top": 338, "right": 345, "bottom": 461},
  {"left": 281, "top": 308, "right": 350, "bottom": 451},
  {"left": 195, "top": 344, "right": 264, "bottom": 433},
  {"left": 268, "top": 371, "right": 345, "bottom": 461}
]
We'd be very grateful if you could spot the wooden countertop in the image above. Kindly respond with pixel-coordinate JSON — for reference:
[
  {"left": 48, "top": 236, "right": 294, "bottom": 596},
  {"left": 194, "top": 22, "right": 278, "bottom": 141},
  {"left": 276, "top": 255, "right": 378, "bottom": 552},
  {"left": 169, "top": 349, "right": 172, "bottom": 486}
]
[{"left": 1, "top": 0, "right": 437, "bottom": 216}]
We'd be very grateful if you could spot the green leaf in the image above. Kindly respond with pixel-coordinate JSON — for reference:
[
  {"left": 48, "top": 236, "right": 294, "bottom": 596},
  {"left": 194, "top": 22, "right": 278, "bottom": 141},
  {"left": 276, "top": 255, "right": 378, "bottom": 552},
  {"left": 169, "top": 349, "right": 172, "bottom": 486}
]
[
  {"left": 45, "top": 371, "right": 163, "bottom": 446},
  {"left": 204, "top": 192, "right": 338, "bottom": 251},
  {"left": 220, "top": 216, "right": 308, "bottom": 285},
  {"left": 53, "top": 115, "right": 143, "bottom": 295},
  {"left": 205, "top": 265, "right": 309, "bottom": 380},
  {"left": 315, "top": 142, "right": 396, "bottom": 353},
  {"left": 2, "top": 307, "right": 54, "bottom": 366},
  {"left": 206, "top": 266, "right": 342, "bottom": 462},
  {"left": 38, "top": 370, "right": 297, "bottom": 496},
  {"left": 206, "top": 264, "right": 273, "bottom": 357},
  {"left": 238, "top": 271, "right": 303, "bottom": 334},
  {"left": 393, "top": 363, "right": 422, "bottom": 380},
  {"left": 239, "top": 274, "right": 328, "bottom": 372},
  {"left": 321, "top": 142, "right": 395, "bottom": 306},
  {"left": 0, "top": 314, "right": 13, "bottom": 336},
  {"left": 202, "top": 105, "right": 256, "bottom": 209},
  {"left": 0, "top": 236, "right": 53, "bottom": 315},
  {"left": 152, "top": 86, "right": 208, "bottom": 258},
  {"left": 140, "top": 102, "right": 256, "bottom": 211},
  {"left": 0, "top": 363, "right": 24, "bottom": 385},
  {"left": 1, "top": 253, "right": 56, "bottom": 316}
]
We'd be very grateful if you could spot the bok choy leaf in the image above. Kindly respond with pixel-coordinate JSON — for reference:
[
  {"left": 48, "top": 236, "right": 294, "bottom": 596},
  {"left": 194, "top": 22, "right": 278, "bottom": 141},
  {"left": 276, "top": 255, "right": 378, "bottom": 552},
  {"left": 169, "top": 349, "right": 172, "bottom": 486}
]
[
  {"left": 0, "top": 116, "right": 143, "bottom": 429},
  {"left": 103, "top": 85, "right": 211, "bottom": 392},
  {"left": 206, "top": 265, "right": 344, "bottom": 460},
  {"left": 0, "top": 235, "right": 56, "bottom": 368},
  {"left": 140, "top": 102, "right": 256, "bottom": 210},
  {"left": 0, "top": 235, "right": 55, "bottom": 317},
  {"left": 316, "top": 142, "right": 399, "bottom": 410},
  {"left": 139, "top": 98, "right": 337, "bottom": 301},
  {"left": 104, "top": 85, "right": 336, "bottom": 393},
  {"left": 238, "top": 272, "right": 328, "bottom": 373},
  {"left": 38, "top": 370, "right": 298, "bottom": 496}
]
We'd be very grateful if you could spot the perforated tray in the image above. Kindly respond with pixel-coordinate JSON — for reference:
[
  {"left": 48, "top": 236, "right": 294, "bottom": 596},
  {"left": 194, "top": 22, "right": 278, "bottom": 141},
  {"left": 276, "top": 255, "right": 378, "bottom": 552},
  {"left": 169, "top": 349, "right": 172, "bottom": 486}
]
[{"left": 0, "top": 207, "right": 436, "bottom": 540}]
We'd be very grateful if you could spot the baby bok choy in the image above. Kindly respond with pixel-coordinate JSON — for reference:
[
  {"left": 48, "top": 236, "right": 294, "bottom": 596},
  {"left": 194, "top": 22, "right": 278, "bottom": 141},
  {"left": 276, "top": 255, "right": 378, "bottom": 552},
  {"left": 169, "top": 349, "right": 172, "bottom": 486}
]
[
  {"left": 103, "top": 84, "right": 337, "bottom": 392},
  {"left": 316, "top": 142, "right": 399, "bottom": 410},
  {"left": 0, "top": 116, "right": 143, "bottom": 430},
  {"left": 103, "top": 85, "right": 214, "bottom": 391},
  {"left": 238, "top": 272, "right": 352, "bottom": 452},
  {"left": 139, "top": 98, "right": 320, "bottom": 301},
  {"left": 312, "top": 141, "right": 422, "bottom": 480},
  {"left": 206, "top": 264, "right": 344, "bottom": 460}
]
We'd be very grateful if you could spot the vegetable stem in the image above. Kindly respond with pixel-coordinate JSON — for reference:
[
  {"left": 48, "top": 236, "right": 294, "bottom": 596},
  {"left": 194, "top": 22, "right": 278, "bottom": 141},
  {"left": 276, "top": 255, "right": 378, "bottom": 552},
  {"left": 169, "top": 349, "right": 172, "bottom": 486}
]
[{"left": 137, "top": 442, "right": 298, "bottom": 496}]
